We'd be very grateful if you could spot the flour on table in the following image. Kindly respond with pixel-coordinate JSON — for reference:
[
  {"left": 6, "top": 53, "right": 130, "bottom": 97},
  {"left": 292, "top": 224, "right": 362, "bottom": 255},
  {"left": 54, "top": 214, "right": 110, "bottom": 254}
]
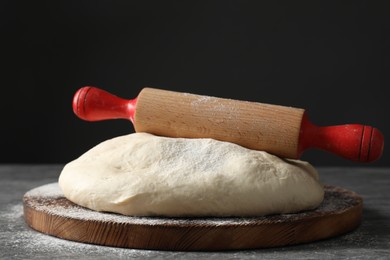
[{"left": 59, "top": 133, "right": 324, "bottom": 217}]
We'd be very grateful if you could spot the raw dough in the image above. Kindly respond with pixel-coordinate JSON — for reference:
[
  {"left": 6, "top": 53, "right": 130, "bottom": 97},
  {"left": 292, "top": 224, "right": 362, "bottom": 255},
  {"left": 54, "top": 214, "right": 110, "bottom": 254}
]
[{"left": 59, "top": 133, "right": 324, "bottom": 217}]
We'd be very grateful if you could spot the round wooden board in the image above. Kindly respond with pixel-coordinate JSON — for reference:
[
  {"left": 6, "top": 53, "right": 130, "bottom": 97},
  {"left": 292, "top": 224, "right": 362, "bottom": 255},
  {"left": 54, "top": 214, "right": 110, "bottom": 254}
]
[{"left": 23, "top": 183, "right": 362, "bottom": 251}]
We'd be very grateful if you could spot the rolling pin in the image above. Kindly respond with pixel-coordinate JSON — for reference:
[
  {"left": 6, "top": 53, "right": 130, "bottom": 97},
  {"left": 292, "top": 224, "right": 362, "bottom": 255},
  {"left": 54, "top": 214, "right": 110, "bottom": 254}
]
[{"left": 73, "top": 86, "right": 384, "bottom": 162}]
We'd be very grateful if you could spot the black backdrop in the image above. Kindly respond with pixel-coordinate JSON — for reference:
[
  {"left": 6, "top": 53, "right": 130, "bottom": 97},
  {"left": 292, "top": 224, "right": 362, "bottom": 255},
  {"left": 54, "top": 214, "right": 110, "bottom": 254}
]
[{"left": 1, "top": 1, "right": 388, "bottom": 167}]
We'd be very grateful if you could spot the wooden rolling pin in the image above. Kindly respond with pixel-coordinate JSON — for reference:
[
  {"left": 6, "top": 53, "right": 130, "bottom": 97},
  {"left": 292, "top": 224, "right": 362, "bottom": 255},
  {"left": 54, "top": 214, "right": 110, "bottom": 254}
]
[{"left": 73, "top": 86, "right": 384, "bottom": 162}]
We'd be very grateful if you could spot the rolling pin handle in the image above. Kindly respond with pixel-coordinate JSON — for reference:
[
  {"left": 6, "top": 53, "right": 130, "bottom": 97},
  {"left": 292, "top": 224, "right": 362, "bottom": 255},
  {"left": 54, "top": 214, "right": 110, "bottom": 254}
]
[
  {"left": 72, "top": 86, "right": 137, "bottom": 123},
  {"left": 299, "top": 113, "right": 384, "bottom": 162}
]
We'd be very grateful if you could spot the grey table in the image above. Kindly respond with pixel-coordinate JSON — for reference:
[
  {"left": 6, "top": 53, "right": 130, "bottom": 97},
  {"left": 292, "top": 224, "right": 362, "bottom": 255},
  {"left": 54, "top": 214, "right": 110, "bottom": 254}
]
[{"left": 1, "top": 165, "right": 389, "bottom": 259}]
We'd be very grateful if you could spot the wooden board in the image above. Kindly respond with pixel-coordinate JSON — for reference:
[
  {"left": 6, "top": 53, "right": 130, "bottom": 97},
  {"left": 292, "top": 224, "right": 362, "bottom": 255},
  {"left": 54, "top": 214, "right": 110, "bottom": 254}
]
[{"left": 23, "top": 183, "right": 362, "bottom": 251}]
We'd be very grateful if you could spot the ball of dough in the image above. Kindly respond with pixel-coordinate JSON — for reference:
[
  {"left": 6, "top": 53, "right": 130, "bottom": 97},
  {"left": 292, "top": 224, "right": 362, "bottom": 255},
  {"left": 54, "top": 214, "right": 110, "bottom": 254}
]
[{"left": 59, "top": 133, "right": 324, "bottom": 217}]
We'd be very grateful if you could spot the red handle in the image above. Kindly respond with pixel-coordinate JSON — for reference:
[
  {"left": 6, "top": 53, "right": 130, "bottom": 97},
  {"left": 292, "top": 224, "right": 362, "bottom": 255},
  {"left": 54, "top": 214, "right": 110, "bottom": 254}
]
[
  {"left": 298, "top": 113, "right": 384, "bottom": 162},
  {"left": 73, "top": 86, "right": 137, "bottom": 123}
]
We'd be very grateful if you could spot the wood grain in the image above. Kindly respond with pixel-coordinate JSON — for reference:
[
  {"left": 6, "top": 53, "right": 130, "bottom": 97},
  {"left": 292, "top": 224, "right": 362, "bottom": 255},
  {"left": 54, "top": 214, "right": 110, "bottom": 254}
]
[
  {"left": 134, "top": 88, "right": 305, "bottom": 159},
  {"left": 23, "top": 184, "right": 362, "bottom": 251}
]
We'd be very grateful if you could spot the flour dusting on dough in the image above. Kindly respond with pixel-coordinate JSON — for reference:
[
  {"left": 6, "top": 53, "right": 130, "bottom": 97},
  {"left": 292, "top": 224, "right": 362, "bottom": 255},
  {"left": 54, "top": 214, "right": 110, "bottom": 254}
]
[{"left": 59, "top": 133, "right": 324, "bottom": 217}]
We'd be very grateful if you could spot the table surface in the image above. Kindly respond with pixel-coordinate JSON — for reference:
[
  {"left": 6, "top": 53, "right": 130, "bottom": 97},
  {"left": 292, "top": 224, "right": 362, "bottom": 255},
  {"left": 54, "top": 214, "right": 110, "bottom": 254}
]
[{"left": 1, "top": 165, "right": 389, "bottom": 259}]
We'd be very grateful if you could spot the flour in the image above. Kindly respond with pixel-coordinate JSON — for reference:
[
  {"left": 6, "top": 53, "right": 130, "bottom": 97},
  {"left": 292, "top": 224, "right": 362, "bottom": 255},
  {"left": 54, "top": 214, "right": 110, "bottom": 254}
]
[
  {"left": 59, "top": 133, "right": 324, "bottom": 217},
  {"left": 0, "top": 203, "right": 157, "bottom": 258},
  {"left": 189, "top": 93, "right": 239, "bottom": 120},
  {"left": 24, "top": 184, "right": 359, "bottom": 227},
  {"left": 24, "top": 183, "right": 258, "bottom": 226},
  {"left": 0, "top": 185, "right": 363, "bottom": 258}
]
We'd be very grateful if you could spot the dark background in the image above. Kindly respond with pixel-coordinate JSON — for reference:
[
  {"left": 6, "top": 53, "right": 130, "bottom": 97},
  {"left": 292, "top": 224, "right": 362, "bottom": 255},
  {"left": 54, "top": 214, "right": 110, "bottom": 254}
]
[{"left": 1, "top": 1, "right": 388, "bottom": 167}]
